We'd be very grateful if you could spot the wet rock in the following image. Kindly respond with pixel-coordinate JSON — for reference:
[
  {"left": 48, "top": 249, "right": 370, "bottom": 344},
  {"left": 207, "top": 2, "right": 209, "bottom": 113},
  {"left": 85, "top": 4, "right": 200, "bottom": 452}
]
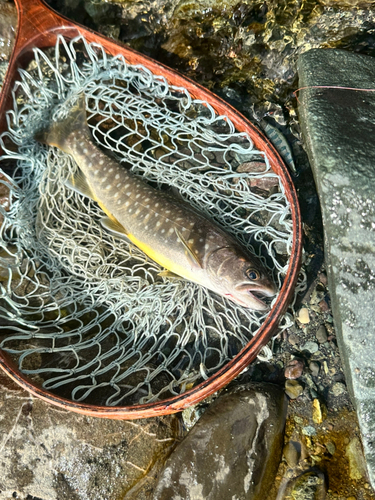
[
  {"left": 285, "top": 380, "right": 304, "bottom": 400},
  {"left": 309, "top": 361, "right": 320, "bottom": 377},
  {"left": 283, "top": 440, "right": 302, "bottom": 468},
  {"left": 285, "top": 359, "right": 304, "bottom": 379},
  {"left": 301, "top": 341, "right": 319, "bottom": 354},
  {"left": 346, "top": 437, "right": 368, "bottom": 480},
  {"left": 312, "top": 399, "right": 326, "bottom": 424},
  {"left": 153, "top": 383, "right": 287, "bottom": 500},
  {"left": 0, "top": 0, "right": 17, "bottom": 61},
  {"left": 297, "top": 307, "right": 310, "bottom": 324},
  {"left": 298, "top": 48, "right": 375, "bottom": 489},
  {"left": 315, "top": 325, "right": 328, "bottom": 344},
  {"left": 302, "top": 425, "right": 317, "bottom": 437},
  {"left": 277, "top": 468, "right": 327, "bottom": 500},
  {"left": 325, "top": 441, "right": 336, "bottom": 456},
  {"left": 332, "top": 382, "right": 346, "bottom": 396},
  {"left": 0, "top": 372, "right": 178, "bottom": 500}
]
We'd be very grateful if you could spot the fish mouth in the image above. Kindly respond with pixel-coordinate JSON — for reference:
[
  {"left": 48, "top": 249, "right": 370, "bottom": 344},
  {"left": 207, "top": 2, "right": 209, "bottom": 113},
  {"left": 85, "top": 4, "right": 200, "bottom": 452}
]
[
  {"left": 228, "top": 282, "right": 277, "bottom": 310},
  {"left": 226, "top": 290, "right": 270, "bottom": 311}
]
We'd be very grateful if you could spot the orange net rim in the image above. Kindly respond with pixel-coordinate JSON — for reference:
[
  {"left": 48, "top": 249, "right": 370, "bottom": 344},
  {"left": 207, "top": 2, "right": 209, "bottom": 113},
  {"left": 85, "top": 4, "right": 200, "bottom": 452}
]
[{"left": 0, "top": 0, "right": 302, "bottom": 419}]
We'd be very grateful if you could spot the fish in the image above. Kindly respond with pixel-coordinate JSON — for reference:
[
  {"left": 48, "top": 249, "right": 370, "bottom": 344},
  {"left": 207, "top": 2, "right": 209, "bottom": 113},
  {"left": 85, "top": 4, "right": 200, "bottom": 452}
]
[{"left": 34, "top": 93, "right": 277, "bottom": 310}]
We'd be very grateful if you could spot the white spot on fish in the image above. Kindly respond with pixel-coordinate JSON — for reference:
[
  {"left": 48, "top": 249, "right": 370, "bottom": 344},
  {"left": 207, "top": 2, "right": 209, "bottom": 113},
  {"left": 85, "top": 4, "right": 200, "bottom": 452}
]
[
  {"left": 102, "top": 177, "right": 107, "bottom": 183},
  {"left": 117, "top": 199, "right": 122, "bottom": 205},
  {"left": 168, "top": 228, "right": 174, "bottom": 235},
  {"left": 205, "top": 243, "right": 210, "bottom": 250},
  {"left": 156, "top": 221, "right": 161, "bottom": 227},
  {"left": 106, "top": 184, "right": 112, "bottom": 190},
  {"left": 108, "top": 168, "right": 114, "bottom": 173},
  {"left": 155, "top": 203, "right": 159, "bottom": 208},
  {"left": 116, "top": 183, "right": 122, "bottom": 188},
  {"left": 161, "top": 229, "right": 165, "bottom": 233},
  {"left": 115, "top": 174, "right": 120, "bottom": 180},
  {"left": 145, "top": 225, "right": 148, "bottom": 230},
  {"left": 83, "top": 148, "right": 88, "bottom": 154},
  {"left": 136, "top": 194, "right": 140, "bottom": 199},
  {"left": 94, "top": 170, "right": 100, "bottom": 175},
  {"left": 99, "top": 160, "right": 104, "bottom": 165},
  {"left": 199, "top": 238, "right": 204, "bottom": 243}
]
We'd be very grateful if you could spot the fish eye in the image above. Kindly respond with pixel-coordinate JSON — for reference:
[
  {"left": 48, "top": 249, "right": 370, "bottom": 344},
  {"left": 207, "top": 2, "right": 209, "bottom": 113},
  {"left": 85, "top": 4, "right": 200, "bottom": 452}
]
[{"left": 246, "top": 268, "right": 260, "bottom": 281}]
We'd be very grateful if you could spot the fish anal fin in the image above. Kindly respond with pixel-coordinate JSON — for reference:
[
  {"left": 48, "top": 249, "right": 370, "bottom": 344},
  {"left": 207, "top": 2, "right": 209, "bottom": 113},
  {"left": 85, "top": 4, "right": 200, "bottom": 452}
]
[
  {"left": 101, "top": 216, "right": 131, "bottom": 243},
  {"left": 175, "top": 228, "right": 202, "bottom": 268},
  {"left": 65, "top": 171, "right": 96, "bottom": 200}
]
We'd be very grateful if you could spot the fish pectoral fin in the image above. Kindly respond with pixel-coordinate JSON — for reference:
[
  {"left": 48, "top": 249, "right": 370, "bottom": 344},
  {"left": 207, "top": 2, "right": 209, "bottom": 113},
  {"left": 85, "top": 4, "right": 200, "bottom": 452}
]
[
  {"left": 65, "top": 171, "right": 95, "bottom": 200},
  {"left": 158, "top": 270, "right": 184, "bottom": 280},
  {"left": 175, "top": 228, "right": 203, "bottom": 268},
  {"left": 100, "top": 217, "right": 132, "bottom": 243}
]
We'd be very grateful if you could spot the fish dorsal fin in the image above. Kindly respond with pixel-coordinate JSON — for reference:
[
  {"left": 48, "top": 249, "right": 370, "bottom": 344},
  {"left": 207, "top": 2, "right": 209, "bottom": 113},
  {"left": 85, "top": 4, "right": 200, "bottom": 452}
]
[
  {"left": 175, "top": 228, "right": 202, "bottom": 268},
  {"left": 65, "top": 171, "right": 96, "bottom": 200},
  {"left": 101, "top": 216, "right": 131, "bottom": 243}
]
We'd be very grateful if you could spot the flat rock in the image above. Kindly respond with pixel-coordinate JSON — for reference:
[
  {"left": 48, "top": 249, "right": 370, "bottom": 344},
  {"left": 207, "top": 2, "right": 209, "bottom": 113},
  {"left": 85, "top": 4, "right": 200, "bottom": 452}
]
[
  {"left": 153, "top": 382, "right": 287, "bottom": 500},
  {"left": 297, "top": 48, "right": 375, "bottom": 489},
  {"left": 0, "top": 372, "right": 178, "bottom": 500}
]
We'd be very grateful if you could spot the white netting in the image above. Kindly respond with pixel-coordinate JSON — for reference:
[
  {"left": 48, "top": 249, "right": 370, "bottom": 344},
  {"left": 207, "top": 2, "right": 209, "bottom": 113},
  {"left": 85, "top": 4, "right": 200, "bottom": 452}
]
[{"left": 0, "top": 35, "right": 294, "bottom": 406}]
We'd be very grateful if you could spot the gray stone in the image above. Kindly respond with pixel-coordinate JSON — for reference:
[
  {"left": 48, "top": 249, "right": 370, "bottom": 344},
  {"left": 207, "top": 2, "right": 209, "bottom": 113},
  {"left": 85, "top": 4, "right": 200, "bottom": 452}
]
[
  {"left": 332, "top": 381, "right": 346, "bottom": 396},
  {"left": 315, "top": 325, "right": 328, "bottom": 344},
  {"left": 297, "top": 48, "right": 375, "bottom": 490},
  {"left": 301, "top": 341, "right": 319, "bottom": 354},
  {"left": 153, "top": 383, "right": 287, "bottom": 500},
  {"left": 0, "top": 372, "right": 178, "bottom": 500},
  {"left": 302, "top": 426, "right": 317, "bottom": 437}
]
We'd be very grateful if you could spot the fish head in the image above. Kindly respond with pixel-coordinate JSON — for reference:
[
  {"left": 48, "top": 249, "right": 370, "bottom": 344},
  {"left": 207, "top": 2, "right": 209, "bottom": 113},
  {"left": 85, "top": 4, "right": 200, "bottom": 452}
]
[{"left": 206, "top": 246, "right": 277, "bottom": 310}]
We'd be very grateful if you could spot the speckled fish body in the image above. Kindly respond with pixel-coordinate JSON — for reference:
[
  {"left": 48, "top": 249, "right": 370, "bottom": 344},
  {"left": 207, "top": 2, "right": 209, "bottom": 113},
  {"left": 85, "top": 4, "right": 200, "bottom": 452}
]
[{"left": 35, "top": 94, "right": 277, "bottom": 310}]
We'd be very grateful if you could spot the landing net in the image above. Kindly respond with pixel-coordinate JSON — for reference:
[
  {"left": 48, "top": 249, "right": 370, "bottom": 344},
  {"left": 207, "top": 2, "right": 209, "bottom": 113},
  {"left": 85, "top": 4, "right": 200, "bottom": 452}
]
[{"left": 0, "top": 35, "right": 294, "bottom": 406}]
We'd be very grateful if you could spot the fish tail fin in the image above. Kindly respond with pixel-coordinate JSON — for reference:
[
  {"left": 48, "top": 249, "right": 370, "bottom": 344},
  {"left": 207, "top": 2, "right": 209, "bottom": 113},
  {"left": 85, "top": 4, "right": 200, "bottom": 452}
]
[{"left": 34, "top": 93, "right": 89, "bottom": 154}]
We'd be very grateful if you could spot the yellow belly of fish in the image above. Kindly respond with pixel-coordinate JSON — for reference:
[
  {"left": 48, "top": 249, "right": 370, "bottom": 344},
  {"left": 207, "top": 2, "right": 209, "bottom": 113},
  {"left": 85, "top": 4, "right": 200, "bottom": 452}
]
[{"left": 128, "top": 233, "right": 199, "bottom": 283}]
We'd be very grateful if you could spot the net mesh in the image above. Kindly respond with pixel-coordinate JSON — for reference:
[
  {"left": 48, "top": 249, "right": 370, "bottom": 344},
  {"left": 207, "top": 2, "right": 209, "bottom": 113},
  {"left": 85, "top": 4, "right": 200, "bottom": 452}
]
[{"left": 0, "top": 35, "right": 295, "bottom": 406}]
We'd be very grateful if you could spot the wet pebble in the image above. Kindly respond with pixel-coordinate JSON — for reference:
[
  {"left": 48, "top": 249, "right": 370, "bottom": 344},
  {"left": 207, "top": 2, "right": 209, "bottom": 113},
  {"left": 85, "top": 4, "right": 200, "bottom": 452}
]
[
  {"left": 302, "top": 341, "right": 319, "bottom": 354},
  {"left": 346, "top": 437, "right": 368, "bottom": 480},
  {"left": 302, "top": 425, "right": 317, "bottom": 436},
  {"left": 325, "top": 441, "right": 336, "bottom": 455},
  {"left": 285, "top": 379, "right": 304, "bottom": 399},
  {"left": 279, "top": 468, "right": 327, "bottom": 500},
  {"left": 283, "top": 440, "right": 301, "bottom": 467},
  {"left": 309, "top": 361, "right": 320, "bottom": 377},
  {"left": 312, "top": 399, "right": 326, "bottom": 424},
  {"left": 332, "top": 382, "right": 346, "bottom": 396},
  {"left": 297, "top": 307, "right": 310, "bottom": 324},
  {"left": 318, "top": 272, "right": 328, "bottom": 285},
  {"left": 319, "top": 299, "right": 329, "bottom": 312},
  {"left": 316, "top": 325, "right": 328, "bottom": 344},
  {"left": 285, "top": 359, "right": 304, "bottom": 379},
  {"left": 288, "top": 333, "right": 300, "bottom": 346}
]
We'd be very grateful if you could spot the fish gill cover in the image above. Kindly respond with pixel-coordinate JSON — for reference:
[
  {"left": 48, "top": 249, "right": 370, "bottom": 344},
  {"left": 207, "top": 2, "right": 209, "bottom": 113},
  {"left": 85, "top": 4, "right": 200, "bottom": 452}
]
[{"left": 0, "top": 35, "right": 297, "bottom": 406}]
